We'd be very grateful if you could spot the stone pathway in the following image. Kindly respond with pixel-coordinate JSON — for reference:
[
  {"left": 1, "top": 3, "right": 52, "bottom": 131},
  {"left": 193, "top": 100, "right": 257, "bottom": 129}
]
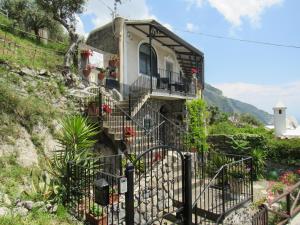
[{"left": 253, "top": 179, "right": 269, "bottom": 201}]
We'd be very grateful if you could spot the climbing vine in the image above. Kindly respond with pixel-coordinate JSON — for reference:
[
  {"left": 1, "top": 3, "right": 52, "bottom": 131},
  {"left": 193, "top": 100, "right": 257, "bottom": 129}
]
[{"left": 186, "top": 98, "right": 208, "bottom": 152}]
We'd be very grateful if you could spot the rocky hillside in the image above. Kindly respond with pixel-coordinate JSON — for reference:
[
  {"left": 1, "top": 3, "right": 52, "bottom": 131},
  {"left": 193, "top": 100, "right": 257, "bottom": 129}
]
[
  {"left": 0, "top": 60, "right": 85, "bottom": 224},
  {"left": 204, "top": 83, "right": 273, "bottom": 124}
]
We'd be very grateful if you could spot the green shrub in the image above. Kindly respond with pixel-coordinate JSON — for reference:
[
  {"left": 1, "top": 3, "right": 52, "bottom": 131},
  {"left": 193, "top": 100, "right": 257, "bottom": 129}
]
[
  {"left": 186, "top": 98, "right": 208, "bottom": 152},
  {"left": 251, "top": 148, "right": 266, "bottom": 179},
  {"left": 267, "top": 138, "right": 300, "bottom": 160}
]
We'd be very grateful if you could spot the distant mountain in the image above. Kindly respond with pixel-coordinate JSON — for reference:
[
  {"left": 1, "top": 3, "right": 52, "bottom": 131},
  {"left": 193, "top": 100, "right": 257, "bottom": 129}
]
[{"left": 203, "top": 83, "right": 273, "bottom": 124}]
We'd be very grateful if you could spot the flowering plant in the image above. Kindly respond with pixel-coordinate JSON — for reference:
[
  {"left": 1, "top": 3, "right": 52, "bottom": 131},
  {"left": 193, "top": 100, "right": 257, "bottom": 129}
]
[
  {"left": 102, "top": 104, "right": 112, "bottom": 114},
  {"left": 81, "top": 49, "right": 93, "bottom": 58},
  {"left": 191, "top": 67, "right": 198, "bottom": 74},
  {"left": 124, "top": 127, "right": 136, "bottom": 137},
  {"left": 279, "top": 171, "right": 298, "bottom": 186}
]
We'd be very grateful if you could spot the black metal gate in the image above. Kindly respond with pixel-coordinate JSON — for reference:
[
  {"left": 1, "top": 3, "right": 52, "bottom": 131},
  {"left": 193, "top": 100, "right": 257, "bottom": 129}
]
[{"left": 125, "top": 145, "right": 192, "bottom": 225}]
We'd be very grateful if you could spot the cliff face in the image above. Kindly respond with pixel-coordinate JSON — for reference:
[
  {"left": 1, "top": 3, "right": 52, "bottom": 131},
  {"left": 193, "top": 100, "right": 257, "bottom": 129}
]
[{"left": 203, "top": 83, "right": 273, "bottom": 124}]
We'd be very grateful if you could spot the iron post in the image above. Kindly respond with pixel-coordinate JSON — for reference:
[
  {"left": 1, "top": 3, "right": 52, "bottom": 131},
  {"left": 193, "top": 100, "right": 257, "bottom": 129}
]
[
  {"left": 125, "top": 163, "right": 135, "bottom": 225},
  {"left": 184, "top": 153, "right": 192, "bottom": 225}
]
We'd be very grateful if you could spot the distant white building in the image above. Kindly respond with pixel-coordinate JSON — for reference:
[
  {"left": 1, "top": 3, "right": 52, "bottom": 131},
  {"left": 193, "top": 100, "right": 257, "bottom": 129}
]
[{"left": 266, "top": 101, "right": 300, "bottom": 138}]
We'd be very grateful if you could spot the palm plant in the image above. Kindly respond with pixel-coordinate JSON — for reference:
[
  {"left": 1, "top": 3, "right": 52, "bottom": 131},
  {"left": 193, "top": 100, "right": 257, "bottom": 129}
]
[{"left": 45, "top": 115, "right": 99, "bottom": 203}]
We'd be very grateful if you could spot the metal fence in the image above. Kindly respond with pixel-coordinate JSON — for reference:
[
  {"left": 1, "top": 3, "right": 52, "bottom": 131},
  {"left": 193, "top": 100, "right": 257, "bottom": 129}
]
[
  {"left": 67, "top": 154, "right": 128, "bottom": 224},
  {"left": 252, "top": 205, "right": 268, "bottom": 225}
]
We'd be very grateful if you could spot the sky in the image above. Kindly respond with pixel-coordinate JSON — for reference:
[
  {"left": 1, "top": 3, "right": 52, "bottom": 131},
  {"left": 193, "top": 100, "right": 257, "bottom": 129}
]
[{"left": 78, "top": 0, "right": 300, "bottom": 121}]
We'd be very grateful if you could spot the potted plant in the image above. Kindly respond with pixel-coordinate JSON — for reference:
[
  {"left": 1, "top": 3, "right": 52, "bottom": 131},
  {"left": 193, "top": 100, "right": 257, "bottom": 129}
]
[
  {"left": 124, "top": 126, "right": 136, "bottom": 144},
  {"left": 110, "top": 71, "right": 118, "bottom": 79},
  {"left": 83, "top": 64, "right": 94, "bottom": 77},
  {"left": 86, "top": 203, "right": 108, "bottom": 225},
  {"left": 109, "top": 187, "right": 119, "bottom": 204},
  {"left": 270, "top": 181, "right": 285, "bottom": 195},
  {"left": 98, "top": 68, "right": 106, "bottom": 81},
  {"left": 102, "top": 104, "right": 112, "bottom": 114},
  {"left": 82, "top": 49, "right": 93, "bottom": 58},
  {"left": 87, "top": 102, "right": 99, "bottom": 116},
  {"left": 108, "top": 56, "right": 119, "bottom": 67},
  {"left": 81, "top": 49, "right": 93, "bottom": 59}
]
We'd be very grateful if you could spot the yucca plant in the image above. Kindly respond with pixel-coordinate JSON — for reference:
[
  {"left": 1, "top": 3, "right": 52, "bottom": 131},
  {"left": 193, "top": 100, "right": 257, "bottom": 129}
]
[{"left": 37, "top": 115, "right": 99, "bottom": 203}]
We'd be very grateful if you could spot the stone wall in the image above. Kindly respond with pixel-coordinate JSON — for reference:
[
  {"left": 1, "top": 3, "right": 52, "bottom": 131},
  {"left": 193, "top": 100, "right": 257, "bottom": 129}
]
[{"left": 86, "top": 23, "right": 119, "bottom": 54}]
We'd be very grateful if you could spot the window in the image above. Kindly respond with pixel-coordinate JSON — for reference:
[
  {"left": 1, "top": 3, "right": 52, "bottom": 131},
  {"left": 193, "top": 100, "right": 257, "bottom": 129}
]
[
  {"left": 279, "top": 109, "right": 282, "bottom": 114},
  {"left": 139, "top": 43, "right": 157, "bottom": 76}
]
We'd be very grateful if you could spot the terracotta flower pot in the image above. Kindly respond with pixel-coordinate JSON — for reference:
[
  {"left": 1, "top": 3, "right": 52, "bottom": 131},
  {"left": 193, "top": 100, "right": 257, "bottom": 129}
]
[
  {"left": 109, "top": 193, "right": 120, "bottom": 204},
  {"left": 86, "top": 213, "right": 108, "bottom": 225},
  {"left": 83, "top": 68, "right": 92, "bottom": 77},
  {"left": 98, "top": 72, "right": 105, "bottom": 81},
  {"left": 88, "top": 103, "right": 99, "bottom": 116},
  {"left": 81, "top": 50, "right": 93, "bottom": 59}
]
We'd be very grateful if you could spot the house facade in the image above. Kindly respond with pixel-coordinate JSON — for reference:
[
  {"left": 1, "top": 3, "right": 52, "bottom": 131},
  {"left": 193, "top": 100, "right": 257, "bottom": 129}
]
[{"left": 84, "top": 17, "right": 204, "bottom": 130}]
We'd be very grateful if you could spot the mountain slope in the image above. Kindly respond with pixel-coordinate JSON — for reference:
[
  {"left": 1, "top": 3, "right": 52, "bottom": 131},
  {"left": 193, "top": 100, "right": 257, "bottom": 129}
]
[{"left": 203, "top": 83, "right": 273, "bottom": 124}]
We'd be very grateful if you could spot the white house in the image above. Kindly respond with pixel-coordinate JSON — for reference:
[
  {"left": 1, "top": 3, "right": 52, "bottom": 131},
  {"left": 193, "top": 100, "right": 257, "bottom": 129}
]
[{"left": 80, "top": 17, "right": 204, "bottom": 127}]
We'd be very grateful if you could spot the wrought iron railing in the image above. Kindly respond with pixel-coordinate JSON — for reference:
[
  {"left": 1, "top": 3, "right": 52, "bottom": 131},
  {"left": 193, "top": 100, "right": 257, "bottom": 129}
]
[
  {"left": 67, "top": 154, "right": 129, "bottom": 224},
  {"left": 252, "top": 205, "right": 268, "bottom": 225},
  {"left": 191, "top": 152, "right": 253, "bottom": 224},
  {"left": 156, "top": 68, "right": 196, "bottom": 96},
  {"left": 81, "top": 86, "right": 254, "bottom": 224},
  {"left": 266, "top": 181, "right": 300, "bottom": 225}
]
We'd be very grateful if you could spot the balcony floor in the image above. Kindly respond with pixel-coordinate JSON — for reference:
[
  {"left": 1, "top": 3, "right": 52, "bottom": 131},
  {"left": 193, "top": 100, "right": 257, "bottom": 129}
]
[{"left": 151, "top": 89, "right": 197, "bottom": 100}]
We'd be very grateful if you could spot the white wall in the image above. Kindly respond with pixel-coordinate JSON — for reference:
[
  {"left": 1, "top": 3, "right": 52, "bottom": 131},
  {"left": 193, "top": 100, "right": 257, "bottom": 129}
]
[
  {"left": 125, "top": 26, "right": 182, "bottom": 85},
  {"left": 274, "top": 107, "right": 287, "bottom": 137}
]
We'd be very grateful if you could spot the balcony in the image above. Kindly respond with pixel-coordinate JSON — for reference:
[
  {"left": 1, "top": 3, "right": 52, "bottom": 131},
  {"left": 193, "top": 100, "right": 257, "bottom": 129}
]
[{"left": 128, "top": 68, "right": 197, "bottom": 100}]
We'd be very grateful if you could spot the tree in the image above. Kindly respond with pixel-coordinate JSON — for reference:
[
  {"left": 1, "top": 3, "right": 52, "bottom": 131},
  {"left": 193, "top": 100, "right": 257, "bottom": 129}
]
[
  {"left": 24, "top": 1, "right": 54, "bottom": 42},
  {"left": 0, "top": 0, "right": 29, "bottom": 27},
  {"left": 239, "top": 113, "right": 262, "bottom": 126},
  {"left": 36, "top": 0, "right": 86, "bottom": 68}
]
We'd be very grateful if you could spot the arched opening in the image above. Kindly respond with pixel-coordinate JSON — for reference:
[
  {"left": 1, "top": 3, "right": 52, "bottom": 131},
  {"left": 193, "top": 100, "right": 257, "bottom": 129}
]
[{"left": 139, "top": 43, "right": 157, "bottom": 77}]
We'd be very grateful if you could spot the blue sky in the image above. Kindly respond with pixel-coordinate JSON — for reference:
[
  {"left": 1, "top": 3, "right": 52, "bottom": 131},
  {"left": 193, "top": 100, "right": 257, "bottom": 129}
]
[{"left": 79, "top": 0, "right": 300, "bottom": 120}]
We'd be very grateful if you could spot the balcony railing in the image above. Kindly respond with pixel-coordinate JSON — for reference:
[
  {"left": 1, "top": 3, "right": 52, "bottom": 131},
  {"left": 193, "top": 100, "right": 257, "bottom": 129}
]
[{"left": 156, "top": 68, "right": 196, "bottom": 96}]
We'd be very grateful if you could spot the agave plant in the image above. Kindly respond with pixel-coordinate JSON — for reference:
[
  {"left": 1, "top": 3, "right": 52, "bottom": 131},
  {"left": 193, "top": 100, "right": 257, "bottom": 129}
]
[{"left": 24, "top": 170, "right": 59, "bottom": 202}]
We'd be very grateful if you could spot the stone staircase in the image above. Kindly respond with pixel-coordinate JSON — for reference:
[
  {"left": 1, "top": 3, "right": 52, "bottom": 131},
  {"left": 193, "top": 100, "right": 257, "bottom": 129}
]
[{"left": 82, "top": 86, "right": 253, "bottom": 225}]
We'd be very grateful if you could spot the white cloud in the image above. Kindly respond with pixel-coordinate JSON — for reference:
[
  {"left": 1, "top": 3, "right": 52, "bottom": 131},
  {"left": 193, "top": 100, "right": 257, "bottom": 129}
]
[
  {"left": 214, "top": 81, "right": 300, "bottom": 119},
  {"left": 186, "top": 22, "right": 199, "bottom": 32},
  {"left": 75, "top": 15, "right": 87, "bottom": 37},
  {"left": 185, "top": 0, "right": 283, "bottom": 27},
  {"left": 185, "top": 0, "right": 205, "bottom": 10},
  {"left": 83, "top": 0, "right": 155, "bottom": 29}
]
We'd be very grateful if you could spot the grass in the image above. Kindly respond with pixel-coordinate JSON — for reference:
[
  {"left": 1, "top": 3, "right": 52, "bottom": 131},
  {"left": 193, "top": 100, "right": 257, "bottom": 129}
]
[
  {"left": 0, "top": 78, "right": 59, "bottom": 133},
  {"left": 0, "top": 155, "right": 31, "bottom": 199},
  {"left": 0, "top": 205, "right": 78, "bottom": 225},
  {"left": 0, "top": 15, "right": 67, "bottom": 71}
]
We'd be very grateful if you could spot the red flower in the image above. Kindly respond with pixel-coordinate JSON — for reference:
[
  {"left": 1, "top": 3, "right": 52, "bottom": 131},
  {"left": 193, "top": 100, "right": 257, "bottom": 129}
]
[
  {"left": 124, "top": 127, "right": 136, "bottom": 137},
  {"left": 102, "top": 104, "right": 112, "bottom": 114},
  {"left": 191, "top": 67, "right": 198, "bottom": 74},
  {"left": 81, "top": 49, "right": 93, "bottom": 58},
  {"left": 296, "top": 169, "right": 300, "bottom": 175},
  {"left": 154, "top": 152, "right": 162, "bottom": 162}
]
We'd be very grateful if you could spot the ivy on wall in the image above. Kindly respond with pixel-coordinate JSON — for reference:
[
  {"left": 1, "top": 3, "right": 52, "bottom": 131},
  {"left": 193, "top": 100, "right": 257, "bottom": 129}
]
[{"left": 186, "top": 98, "right": 208, "bottom": 152}]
